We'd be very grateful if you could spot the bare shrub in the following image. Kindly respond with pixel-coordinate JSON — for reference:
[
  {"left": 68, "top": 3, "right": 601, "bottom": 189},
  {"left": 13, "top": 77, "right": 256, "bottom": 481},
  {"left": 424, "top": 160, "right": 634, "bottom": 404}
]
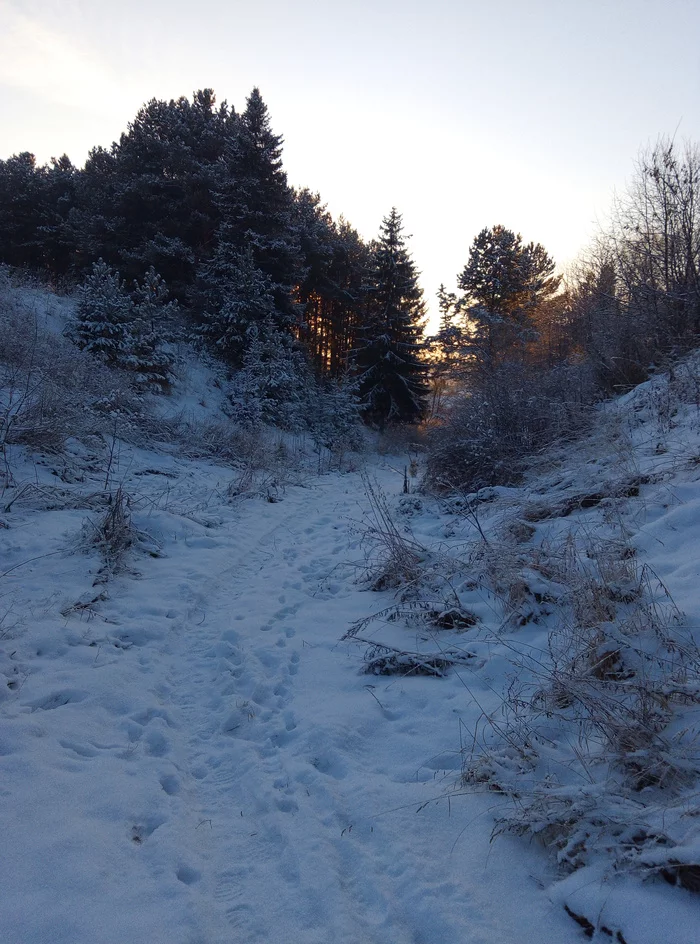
[
  {"left": 344, "top": 599, "right": 478, "bottom": 641},
  {"left": 360, "top": 641, "right": 472, "bottom": 677},
  {"left": 566, "top": 140, "right": 700, "bottom": 395},
  {"left": 425, "top": 360, "right": 596, "bottom": 491},
  {"left": 82, "top": 487, "right": 162, "bottom": 579},
  {"left": 175, "top": 419, "right": 267, "bottom": 465}
]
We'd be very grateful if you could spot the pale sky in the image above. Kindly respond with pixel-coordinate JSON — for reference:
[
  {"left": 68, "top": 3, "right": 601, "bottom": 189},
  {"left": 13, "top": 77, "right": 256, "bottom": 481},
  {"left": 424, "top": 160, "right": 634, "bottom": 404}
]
[{"left": 1, "top": 0, "right": 699, "bottom": 324}]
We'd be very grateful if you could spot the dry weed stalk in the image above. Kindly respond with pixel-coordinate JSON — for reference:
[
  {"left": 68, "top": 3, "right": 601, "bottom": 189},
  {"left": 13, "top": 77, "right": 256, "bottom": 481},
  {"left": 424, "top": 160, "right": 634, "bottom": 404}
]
[
  {"left": 358, "top": 473, "right": 425, "bottom": 592},
  {"left": 84, "top": 486, "right": 162, "bottom": 579}
]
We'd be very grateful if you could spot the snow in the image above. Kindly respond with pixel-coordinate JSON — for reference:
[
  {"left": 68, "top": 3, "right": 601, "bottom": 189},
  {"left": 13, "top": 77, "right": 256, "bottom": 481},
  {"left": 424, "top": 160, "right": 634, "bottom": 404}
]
[
  {"left": 2, "top": 286, "right": 700, "bottom": 942},
  {"left": 0, "top": 443, "right": 579, "bottom": 944}
]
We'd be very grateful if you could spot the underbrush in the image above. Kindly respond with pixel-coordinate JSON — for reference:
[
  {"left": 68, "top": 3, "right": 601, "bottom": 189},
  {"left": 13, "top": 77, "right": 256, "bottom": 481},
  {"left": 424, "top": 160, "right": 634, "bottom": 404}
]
[
  {"left": 0, "top": 280, "right": 146, "bottom": 481},
  {"left": 425, "top": 360, "right": 596, "bottom": 491},
  {"left": 80, "top": 486, "right": 163, "bottom": 580},
  {"left": 462, "top": 521, "right": 700, "bottom": 882},
  {"left": 349, "top": 387, "right": 700, "bottom": 895},
  {"left": 0, "top": 275, "right": 368, "bottom": 494}
]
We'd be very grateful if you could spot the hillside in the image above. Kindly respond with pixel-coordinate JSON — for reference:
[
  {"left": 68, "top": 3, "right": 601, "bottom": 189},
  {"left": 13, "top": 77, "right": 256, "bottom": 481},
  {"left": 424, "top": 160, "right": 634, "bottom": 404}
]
[{"left": 1, "top": 282, "right": 699, "bottom": 943}]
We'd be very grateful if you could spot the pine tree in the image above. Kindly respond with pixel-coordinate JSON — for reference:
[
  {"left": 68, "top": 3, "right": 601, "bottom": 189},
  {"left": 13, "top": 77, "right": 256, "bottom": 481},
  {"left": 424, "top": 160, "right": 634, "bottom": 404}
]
[
  {"left": 198, "top": 88, "right": 302, "bottom": 366},
  {"left": 70, "top": 91, "right": 235, "bottom": 297},
  {"left": 433, "top": 284, "right": 463, "bottom": 372},
  {"left": 40, "top": 155, "right": 78, "bottom": 276},
  {"left": 426, "top": 284, "right": 463, "bottom": 416},
  {"left": 354, "top": 209, "right": 428, "bottom": 426},
  {"left": 0, "top": 153, "right": 48, "bottom": 269},
  {"left": 457, "top": 224, "right": 560, "bottom": 366},
  {"left": 295, "top": 192, "right": 370, "bottom": 377},
  {"left": 220, "top": 88, "right": 301, "bottom": 328}
]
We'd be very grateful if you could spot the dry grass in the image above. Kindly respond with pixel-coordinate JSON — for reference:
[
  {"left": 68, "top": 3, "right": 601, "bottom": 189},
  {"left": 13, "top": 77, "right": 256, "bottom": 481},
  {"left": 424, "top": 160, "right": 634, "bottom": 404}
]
[
  {"left": 82, "top": 487, "right": 162, "bottom": 580},
  {"left": 356, "top": 474, "right": 426, "bottom": 592},
  {"left": 460, "top": 515, "right": 700, "bottom": 878}
]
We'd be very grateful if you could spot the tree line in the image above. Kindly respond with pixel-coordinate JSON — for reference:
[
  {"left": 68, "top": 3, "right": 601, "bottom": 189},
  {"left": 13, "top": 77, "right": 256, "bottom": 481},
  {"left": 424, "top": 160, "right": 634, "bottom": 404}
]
[
  {"left": 0, "top": 88, "right": 428, "bottom": 427},
  {"left": 2, "top": 89, "right": 698, "bottom": 454}
]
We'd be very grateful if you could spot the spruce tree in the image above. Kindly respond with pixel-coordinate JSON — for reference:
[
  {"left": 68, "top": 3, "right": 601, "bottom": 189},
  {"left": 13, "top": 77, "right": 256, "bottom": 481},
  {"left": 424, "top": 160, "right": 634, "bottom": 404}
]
[
  {"left": 128, "top": 267, "right": 177, "bottom": 390},
  {"left": 200, "top": 247, "right": 278, "bottom": 365},
  {"left": 354, "top": 208, "right": 428, "bottom": 426},
  {"left": 74, "top": 260, "right": 133, "bottom": 367}
]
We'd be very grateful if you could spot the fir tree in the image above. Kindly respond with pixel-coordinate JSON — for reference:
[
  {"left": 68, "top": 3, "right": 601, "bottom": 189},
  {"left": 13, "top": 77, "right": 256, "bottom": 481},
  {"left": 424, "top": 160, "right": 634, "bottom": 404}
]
[{"left": 354, "top": 209, "right": 428, "bottom": 426}]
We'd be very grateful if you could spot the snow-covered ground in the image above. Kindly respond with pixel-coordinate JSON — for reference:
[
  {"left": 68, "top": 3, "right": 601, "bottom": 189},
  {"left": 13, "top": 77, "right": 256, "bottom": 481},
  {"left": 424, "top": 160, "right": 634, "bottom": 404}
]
[
  {"left": 0, "top": 438, "right": 584, "bottom": 944},
  {"left": 1, "top": 284, "right": 699, "bottom": 943}
]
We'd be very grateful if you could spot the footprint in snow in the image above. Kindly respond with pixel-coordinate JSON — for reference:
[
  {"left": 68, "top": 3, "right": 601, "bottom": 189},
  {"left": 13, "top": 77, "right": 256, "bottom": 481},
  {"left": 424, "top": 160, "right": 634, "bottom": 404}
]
[
  {"left": 144, "top": 728, "right": 170, "bottom": 757},
  {"left": 176, "top": 865, "right": 201, "bottom": 885},
  {"left": 159, "top": 773, "right": 180, "bottom": 795},
  {"left": 130, "top": 813, "right": 166, "bottom": 844},
  {"left": 59, "top": 738, "right": 99, "bottom": 759},
  {"left": 28, "top": 689, "right": 87, "bottom": 711}
]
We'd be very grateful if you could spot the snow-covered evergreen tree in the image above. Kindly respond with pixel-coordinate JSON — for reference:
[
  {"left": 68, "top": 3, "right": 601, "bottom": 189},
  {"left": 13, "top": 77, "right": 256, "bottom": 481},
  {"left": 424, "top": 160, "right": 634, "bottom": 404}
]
[
  {"left": 202, "top": 89, "right": 301, "bottom": 344},
  {"left": 424, "top": 284, "right": 464, "bottom": 416},
  {"left": 354, "top": 209, "right": 428, "bottom": 426},
  {"left": 196, "top": 89, "right": 303, "bottom": 367},
  {"left": 456, "top": 225, "right": 560, "bottom": 366},
  {"left": 233, "top": 88, "right": 301, "bottom": 323},
  {"left": 308, "top": 374, "right": 363, "bottom": 453},
  {"left": 127, "top": 266, "right": 177, "bottom": 391},
  {"left": 199, "top": 247, "right": 278, "bottom": 366},
  {"left": 74, "top": 261, "right": 176, "bottom": 390},
  {"left": 432, "top": 284, "right": 463, "bottom": 372},
  {"left": 227, "top": 318, "right": 311, "bottom": 430},
  {"left": 74, "top": 260, "right": 133, "bottom": 367}
]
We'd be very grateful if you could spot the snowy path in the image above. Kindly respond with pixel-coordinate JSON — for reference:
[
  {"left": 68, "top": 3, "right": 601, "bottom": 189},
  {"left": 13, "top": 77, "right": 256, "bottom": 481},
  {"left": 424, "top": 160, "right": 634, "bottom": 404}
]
[{"left": 0, "top": 455, "right": 579, "bottom": 944}]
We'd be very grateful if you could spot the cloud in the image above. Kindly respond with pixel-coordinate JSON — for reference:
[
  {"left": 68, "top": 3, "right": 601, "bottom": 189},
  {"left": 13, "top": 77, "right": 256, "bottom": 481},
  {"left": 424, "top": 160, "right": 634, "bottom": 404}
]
[{"left": 0, "top": 5, "right": 140, "bottom": 116}]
